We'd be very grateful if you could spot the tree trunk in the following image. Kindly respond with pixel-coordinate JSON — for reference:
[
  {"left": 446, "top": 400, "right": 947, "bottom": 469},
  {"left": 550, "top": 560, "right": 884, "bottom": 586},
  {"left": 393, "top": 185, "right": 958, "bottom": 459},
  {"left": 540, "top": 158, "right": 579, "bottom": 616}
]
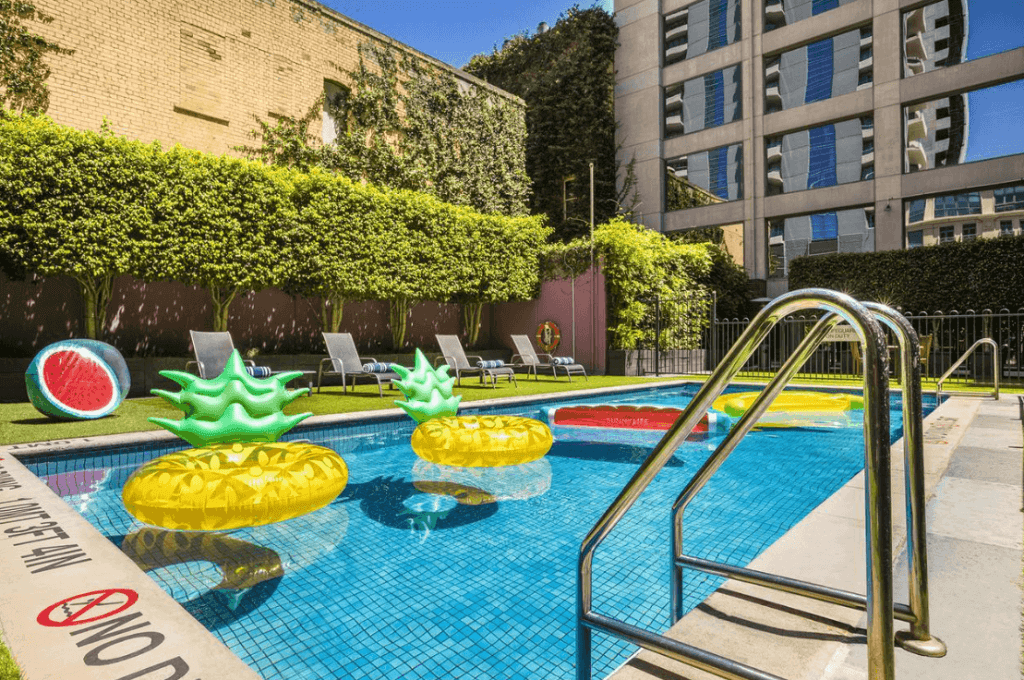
[
  {"left": 320, "top": 293, "right": 345, "bottom": 332},
  {"left": 389, "top": 297, "right": 414, "bottom": 350},
  {"left": 74, "top": 274, "right": 114, "bottom": 340},
  {"left": 462, "top": 302, "right": 484, "bottom": 348},
  {"left": 209, "top": 287, "right": 239, "bottom": 332}
]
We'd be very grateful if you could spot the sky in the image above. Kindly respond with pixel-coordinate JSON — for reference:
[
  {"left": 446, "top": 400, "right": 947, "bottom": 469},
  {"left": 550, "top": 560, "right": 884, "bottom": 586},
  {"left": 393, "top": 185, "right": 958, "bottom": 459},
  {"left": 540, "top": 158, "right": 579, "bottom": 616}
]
[
  {"left": 320, "top": 0, "right": 1023, "bottom": 164},
  {"left": 319, "top": 0, "right": 613, "bottom": 69}
]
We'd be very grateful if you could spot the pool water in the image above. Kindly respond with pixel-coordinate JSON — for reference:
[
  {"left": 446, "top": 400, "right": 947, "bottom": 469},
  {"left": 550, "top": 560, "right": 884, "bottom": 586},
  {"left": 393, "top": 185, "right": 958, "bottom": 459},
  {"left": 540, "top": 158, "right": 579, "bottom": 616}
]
[{"left": 26, "top": 385, "right": 932, "bottom": 679}]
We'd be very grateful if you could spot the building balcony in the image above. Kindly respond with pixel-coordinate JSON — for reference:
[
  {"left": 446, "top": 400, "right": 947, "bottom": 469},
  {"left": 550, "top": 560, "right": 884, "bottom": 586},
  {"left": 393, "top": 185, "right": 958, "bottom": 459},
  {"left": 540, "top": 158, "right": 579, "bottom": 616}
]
[
  {"left": 906, "top": 113, "right": 928, "bottom": 141},
  {"left": 767, "top": 168, "right": 783, "bottom": 187},
  {"left": 766, "top": 143, "right": 782, "bottom": 163},
  {"left": 765, "top": 0, "right": 786, "bottom": 26},
  {"left": 765, "top": 61, "right": 780, "bottom": 80},
  {"left": 904, "top": 9, "right": 926, "bottom": 37},
  {"left": 858, "top": 56, "right": 873, "bottom": 72},
  {"left": 905, "top": 34, "right": 928, "bottom": 62},
  {"left": 860, "top": 151, "right": 874, "bottom": 166},
  {"left": 765, "top": 84, "right": 782, "bottom": 107},
  {"left": 665, "top": 24, "right": 688, "bottom": 43},
  {"left": 665, "top": 115, "right": 684, "bottom": 136},
  {"left": 665, "top": 44, "right": 688, "bottom": 63},
  {"left": 664, "top": 91, "right": 683, "bottom": 109},
  {"left": 906, "top": 141, "right": 929, "bottom": 170},
  {"left": 905, "top": 58, "right": 925, "bottom": 76}
]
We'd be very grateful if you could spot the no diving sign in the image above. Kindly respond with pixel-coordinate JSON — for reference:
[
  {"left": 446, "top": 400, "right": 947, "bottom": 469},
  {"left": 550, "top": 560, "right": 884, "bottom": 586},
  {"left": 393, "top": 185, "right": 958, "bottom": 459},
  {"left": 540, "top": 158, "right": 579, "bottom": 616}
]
[{"left": 37, "top": 588, "right": 139, "bottom": 627}]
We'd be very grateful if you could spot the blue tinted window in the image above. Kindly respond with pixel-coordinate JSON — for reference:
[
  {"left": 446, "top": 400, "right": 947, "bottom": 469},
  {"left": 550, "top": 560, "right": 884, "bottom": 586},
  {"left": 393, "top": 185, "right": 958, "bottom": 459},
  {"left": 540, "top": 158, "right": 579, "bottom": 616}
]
[
  {"left": 705, "top": 71, "right": 725, "bottom": 127},
  {"left": 908, "top": 199, "right": 926, "bottom": 223},
  {"left": 708, "top": 146, "right": 730, "bottom": 200},
  {"left": 907, "top": 230, "right": 923, "bottom": 248},
  {"left": 805, "top": 38, "right": 834, "bottom": 104},
  {"left": 995, "top": 185, "right": 1024, "bottom": 212},
  {"left": 933, "top": 192, "right": 981, "bottom": 217},
  {"left": 813, "top": 0, "right": 839, "bottom": 14},
  {"left": 807, "top": 124, "right": 837, "bottom": 189},
  {"left": 708, "top": 0, "right": 729, "bottom": 51},
  {"left": 770, "top": 222, "right": 784, "bottom": 238},
  {"left": 811, "top": 212, "right": 839, "bottom": 240}
]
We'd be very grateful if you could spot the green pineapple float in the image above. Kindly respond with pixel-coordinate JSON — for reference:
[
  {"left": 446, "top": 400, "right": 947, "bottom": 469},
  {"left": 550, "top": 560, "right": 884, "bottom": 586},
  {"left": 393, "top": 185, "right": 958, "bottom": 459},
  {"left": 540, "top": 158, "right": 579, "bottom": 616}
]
[{"left": 394, "top": 348, "right": 553, "bottom": 468}]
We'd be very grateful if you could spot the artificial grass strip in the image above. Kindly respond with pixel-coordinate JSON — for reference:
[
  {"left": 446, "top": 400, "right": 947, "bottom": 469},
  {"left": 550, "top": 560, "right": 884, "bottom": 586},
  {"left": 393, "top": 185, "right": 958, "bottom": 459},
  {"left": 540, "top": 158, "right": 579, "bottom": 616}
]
[
  {"left": 0, "top": 635, "right": 20, "bottom": 680},
  {"left": 0, "top": 375, "right": 679, "bottom": 446}
]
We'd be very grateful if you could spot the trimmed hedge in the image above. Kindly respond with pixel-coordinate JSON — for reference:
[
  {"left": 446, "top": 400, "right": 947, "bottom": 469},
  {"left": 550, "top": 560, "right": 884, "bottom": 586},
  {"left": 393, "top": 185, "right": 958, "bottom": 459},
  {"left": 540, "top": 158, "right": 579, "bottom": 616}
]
[
  {"left": 0, "top": 114, "right": 550, "bottom": 346},
  {"left": 788, "top": 235, "right": 1024, "bottom": 312}
]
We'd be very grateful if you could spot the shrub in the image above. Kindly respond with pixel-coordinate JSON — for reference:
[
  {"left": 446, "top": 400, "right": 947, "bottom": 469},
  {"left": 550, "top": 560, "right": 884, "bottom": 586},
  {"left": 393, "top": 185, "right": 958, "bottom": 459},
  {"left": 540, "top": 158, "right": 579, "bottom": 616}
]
[
  {"left": 788, "top": 235, "right": 1024, "bottom": 312},
  {"left": 592, "top": 219, "right": 713, "bottom": 349}
]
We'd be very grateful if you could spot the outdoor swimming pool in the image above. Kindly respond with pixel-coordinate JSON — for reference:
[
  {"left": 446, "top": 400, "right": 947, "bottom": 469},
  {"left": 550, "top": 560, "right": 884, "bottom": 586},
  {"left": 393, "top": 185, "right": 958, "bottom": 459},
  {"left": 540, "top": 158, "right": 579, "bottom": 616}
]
[{"left": 24, "top": 384, "right": 936, "bottom": 680}]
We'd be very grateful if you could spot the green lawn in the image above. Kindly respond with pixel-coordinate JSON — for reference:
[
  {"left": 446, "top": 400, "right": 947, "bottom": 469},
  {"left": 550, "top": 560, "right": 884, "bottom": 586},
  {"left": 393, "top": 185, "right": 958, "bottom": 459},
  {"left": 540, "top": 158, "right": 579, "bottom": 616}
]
[
  {"left": 0, "top": 375, "right": 683, "bottom": 445},
  {"left": 2, "top": 372, "right": 1017, "bottom": 447},
  {"left": 0, "top": 633, "right": 20, "bottom": 680}
]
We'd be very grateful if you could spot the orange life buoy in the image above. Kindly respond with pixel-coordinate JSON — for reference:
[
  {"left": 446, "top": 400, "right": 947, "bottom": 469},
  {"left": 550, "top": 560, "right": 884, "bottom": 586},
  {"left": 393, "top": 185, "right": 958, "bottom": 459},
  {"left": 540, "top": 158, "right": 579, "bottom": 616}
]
[{"left": 536, "top": 321, "right": 561, "bottom": 353}]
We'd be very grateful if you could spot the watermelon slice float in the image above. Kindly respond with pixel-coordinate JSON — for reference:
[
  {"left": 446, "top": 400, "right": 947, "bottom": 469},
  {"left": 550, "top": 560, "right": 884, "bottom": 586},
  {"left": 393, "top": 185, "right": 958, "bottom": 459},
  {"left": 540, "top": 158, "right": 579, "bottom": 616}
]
[{"left": 26, "top": 340, "right": 130, "bottom": 420}]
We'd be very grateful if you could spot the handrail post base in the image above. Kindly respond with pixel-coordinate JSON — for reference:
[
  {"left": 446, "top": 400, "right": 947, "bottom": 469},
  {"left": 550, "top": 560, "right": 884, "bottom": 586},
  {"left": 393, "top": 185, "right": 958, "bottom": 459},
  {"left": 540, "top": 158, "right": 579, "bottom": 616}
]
[{"left": 895, "top": 630, "right": 947, "bottom": 657}]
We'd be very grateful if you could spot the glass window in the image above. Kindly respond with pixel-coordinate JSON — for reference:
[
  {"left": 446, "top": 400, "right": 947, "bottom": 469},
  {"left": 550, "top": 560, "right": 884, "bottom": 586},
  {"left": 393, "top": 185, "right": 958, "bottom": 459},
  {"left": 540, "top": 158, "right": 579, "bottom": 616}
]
[
  {"left": 904, "top": 79, "right": 1024, "bottom": 172},
  {"left": 933, "top": 192, "right": 981, "bottom": 218},
  {"left": 903, "top": 1, "right": 1024, "bottom": 78},
  {"left": 908, "top": 199, "right": 926, "bottom": 223},
  {"left": 961, "top": 223, "right": 976, "bottom": 240},
  {"left": 994, "top": 185, "right": 1024, "bottom": 212},
  {"left": 664, "top": 0, "right": 741, "bottom": 66},
  {"left": 1000, "top": 220, "right": 1014, "bottom": 236},
  {"left": 768, "top": 242, "right": 786, "bottom": 278},
  {"left": 764, "top": 26, "right": 870, "bottom": 113},
  {"left": 765, "top": 116, "right": 872, "bottom": 195},
  {"left": 321, "top": 80, "right": 349, "bottom": 145},
  {"left": 764, "top": 0, "right": 859, "bottom": 32},
  {"left": 665, "top": 143, "right": 744, "bottom": 211},
  {"left": 907, "top": 230, "right": 923, "bottom": 248},
  {"left": 664, "top": 65, "right": 742, "bottom": 138},
  {"left": 939, "top": 225, "right": 955, "bottom": 242}
]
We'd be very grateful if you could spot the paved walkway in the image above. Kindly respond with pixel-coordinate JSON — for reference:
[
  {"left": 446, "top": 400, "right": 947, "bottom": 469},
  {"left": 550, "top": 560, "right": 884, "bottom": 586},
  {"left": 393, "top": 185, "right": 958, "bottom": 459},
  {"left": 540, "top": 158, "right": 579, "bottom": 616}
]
[{"left": 608, "top": 395, "right": 1023, "bottom": 680}]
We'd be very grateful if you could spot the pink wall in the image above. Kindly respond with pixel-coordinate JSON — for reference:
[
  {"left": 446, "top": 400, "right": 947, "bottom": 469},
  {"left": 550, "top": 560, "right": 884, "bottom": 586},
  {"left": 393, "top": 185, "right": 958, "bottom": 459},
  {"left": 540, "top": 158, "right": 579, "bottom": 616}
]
[
  {"left": 490, "top": 266, "right": 607, "bottom": 374},
  {"left": 0, "top": 272, "right": 490, "bottom": 357}
]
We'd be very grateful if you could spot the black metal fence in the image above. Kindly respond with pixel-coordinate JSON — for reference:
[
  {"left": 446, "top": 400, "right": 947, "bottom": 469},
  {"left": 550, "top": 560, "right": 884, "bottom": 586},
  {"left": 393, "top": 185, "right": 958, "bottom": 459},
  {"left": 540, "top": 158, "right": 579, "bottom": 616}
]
[
  {"left": 634, "top": 291, "right": 716, "bottom": 376},
  {"left": 705, "top": 308, "right": 1024, "bottom": 387},
  {"left": 639, "top": 301, "right": 1024, "bottom": 389}
]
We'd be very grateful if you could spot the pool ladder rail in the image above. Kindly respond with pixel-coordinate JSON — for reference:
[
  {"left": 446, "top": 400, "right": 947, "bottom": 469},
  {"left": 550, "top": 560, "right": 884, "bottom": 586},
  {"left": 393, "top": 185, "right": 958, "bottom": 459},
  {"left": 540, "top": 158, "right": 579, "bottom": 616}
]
[
  {"left": 935, "top": 337, "right": 1000, "bottom": 400},
  {"left": 576, "top": 289, "right": 947, "bottom": 680}
]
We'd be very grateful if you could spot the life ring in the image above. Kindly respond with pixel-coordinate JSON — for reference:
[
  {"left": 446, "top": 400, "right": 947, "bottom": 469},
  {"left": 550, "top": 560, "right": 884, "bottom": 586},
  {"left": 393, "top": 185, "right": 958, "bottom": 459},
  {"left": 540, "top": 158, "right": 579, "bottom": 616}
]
[
  {"left": 410, "top": 415, "right": 553, "bottom": 467},
  {"left": 122, "top": 441, "right": 348, "bottom": 531},
  {"left": 711, "top": 391, "right": 863, "bottom": 428},
  {"left": 536, "top": 321, "right": 561, "bottom": 353}
]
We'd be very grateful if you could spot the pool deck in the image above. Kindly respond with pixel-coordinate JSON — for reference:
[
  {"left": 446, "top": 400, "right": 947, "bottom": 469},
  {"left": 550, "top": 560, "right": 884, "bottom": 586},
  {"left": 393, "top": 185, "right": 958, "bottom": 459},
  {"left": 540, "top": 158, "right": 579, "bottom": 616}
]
[{"left": 606, "top": 393, "right": 1023, "bottom": 680}]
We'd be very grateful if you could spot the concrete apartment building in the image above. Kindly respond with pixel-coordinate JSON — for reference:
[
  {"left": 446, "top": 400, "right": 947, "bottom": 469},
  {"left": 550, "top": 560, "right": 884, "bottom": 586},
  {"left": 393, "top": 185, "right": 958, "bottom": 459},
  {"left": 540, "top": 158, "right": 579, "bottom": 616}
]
[
  {"left": 32, "top": 0, "right": 516, "bottom": 156},
  {"left": 614, "top": 0, "right": 1024, "bottom": 297}
]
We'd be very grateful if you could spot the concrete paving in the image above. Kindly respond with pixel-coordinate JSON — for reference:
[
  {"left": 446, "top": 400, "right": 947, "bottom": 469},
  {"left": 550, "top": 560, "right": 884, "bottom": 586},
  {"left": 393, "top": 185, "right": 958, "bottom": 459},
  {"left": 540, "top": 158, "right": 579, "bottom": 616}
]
[{"left": 606, "top": 394, "right": 1022, "bottom": 680}]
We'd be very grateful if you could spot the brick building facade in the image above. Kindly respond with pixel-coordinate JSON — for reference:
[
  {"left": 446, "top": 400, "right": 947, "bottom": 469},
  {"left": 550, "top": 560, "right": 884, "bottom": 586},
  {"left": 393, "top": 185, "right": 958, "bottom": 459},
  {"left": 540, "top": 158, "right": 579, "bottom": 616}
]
[{"left": 33, "top": 0, "right": 515, "bottom": 155}]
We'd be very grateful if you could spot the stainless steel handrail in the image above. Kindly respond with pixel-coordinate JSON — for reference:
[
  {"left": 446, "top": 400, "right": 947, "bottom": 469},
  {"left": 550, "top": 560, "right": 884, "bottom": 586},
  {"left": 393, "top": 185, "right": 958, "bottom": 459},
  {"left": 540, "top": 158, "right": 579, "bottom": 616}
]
[
  {"left": 935, "top": 338, "right": 1000, "bottom": 399},
  {"left": 667, "top": 303, "right": 945, "bottom": 655},
  {"left": 577, "top": 289, "right": 896, "bottom": 680}
]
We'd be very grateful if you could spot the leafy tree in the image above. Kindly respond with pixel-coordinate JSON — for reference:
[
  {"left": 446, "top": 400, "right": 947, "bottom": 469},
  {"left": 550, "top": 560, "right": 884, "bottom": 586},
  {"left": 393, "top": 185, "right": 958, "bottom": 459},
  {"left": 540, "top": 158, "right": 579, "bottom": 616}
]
[
  {"left": 0, "top": 114, "right": 162, "bottom": 339},
  {"left": 668, "top": 228, "right": 752, "bottom": 319},
  {"left": 143, "top": 149, "right": 295, "bottom": 332},
  {"left": 593, "top": 219, "right": 713, "bottom": 349},
  {"left": 0, "top": 0, "right": 73, "bottom": 114},
  {"left": 451, "top": 212, "right": 551, "bottom": 347},
  {"left": 465, "top": 5, "right": 623, "bottom": 240},
  {"left": 285, "top": 169, "right": 396, "bottom": 332}
]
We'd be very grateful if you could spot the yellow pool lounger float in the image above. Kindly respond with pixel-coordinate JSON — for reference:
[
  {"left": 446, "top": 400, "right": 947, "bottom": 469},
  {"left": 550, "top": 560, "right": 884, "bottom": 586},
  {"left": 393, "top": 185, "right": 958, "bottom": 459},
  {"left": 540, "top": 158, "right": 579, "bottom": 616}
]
[{"left": 712, "top": 391, "right": 863, "bottom": 429}]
